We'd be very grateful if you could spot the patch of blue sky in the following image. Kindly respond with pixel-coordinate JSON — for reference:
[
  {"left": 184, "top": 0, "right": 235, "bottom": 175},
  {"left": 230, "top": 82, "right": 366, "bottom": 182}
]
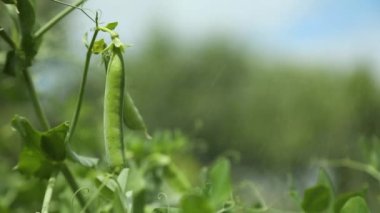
[
  {"left": 67, "top": 0, "right": 380, "bottom": 69},
  {"left": 282, "top": 0, "right": 380, "bottom": 44}
]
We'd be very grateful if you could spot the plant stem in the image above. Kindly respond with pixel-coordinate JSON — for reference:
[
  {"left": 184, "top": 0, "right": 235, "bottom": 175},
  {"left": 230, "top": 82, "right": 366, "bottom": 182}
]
[
  {"left": 22, "top": 68, "right": 87, "bottom": 211},
  {"left": 0, "top": 27, "right": 16, "bottom": 49},
  {"left": 326, "top": 158, "right": 380, "bottom": 183},
  {"left": 61, "top": 164, "right": 90, "bottom": 213},
  {"left": 22, "top": 68, "right": 51, "bottom": 130},
  {"left": 34, "top": 0, "right": 86, "bottom": 39},
  {"left": 65, "top": 29, "right": 99, "bottom": 143},
  {"left": 41, "top": 170, "right": 58, "bottom": 213},
  {"left": 22, "top": 67, "right": 89, "bottom": 212}
]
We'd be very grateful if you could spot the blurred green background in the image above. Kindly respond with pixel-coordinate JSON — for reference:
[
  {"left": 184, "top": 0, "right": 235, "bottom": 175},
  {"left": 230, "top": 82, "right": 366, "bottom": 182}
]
[{"left": 1, "top": 0, "right": 380, "bottom": 211}]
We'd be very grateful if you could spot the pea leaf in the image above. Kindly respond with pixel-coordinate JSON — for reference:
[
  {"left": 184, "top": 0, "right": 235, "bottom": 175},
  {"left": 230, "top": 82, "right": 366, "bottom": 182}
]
[
  {"left": 163, "top": 163, "right": 191, "bottom": 192},
  {"left": 17, "top": 0, "right": 35, "bottom": 35},
  {"left": 340, "top": 196, "right": 369, "bottom": 213},
  {"left": 16, "top": 0, "right": 40, "bottom": 65},
  {"left": 317, "top": 168, "right": 335, "bottom": 211},
  {"left": 117, "top": 168, "right": 129, "bottom": 192},
  {"left": 105, "top": 22, "right": 118, "bottom": 30},
  {"left": 180, "top": 194, "right": 213, "bottom": 213},
  {"left": 92, "top": 39, "right": 107, "bottom": 54},
  {"left": 82, "top": 32, "right": 89, "bottom": 48},
  {"left": 11, "top": 115, "right": 55, "bottom": 179},
  {"left": 132, "top": 190, "right": 146, "bottom": 213},
  {"left": 96, "top": 174, "right": 119, "bottom": 199},
  {"left": 207, "top": 158, "right": 232, "bottom": 208},
  {"left": 334, "top": 189, "right": 367, "bottom": 213},
  {"left": 301, "top": 185, "right": 331, "bottom": 212},
  {"left": 113, "top": 189, "right": 129, "bottom": 213},
  {"left": 66, "top": 146, "right": 99, "bottom": 168},
  {"left": 142, "top": 153, "right": 171, "bottom": 172},
  {"left": 126, "top": 167, "right": 146, "bottom": 193},
  {"left": 40, "top": 122, "right": 69, "bottom": 161}
]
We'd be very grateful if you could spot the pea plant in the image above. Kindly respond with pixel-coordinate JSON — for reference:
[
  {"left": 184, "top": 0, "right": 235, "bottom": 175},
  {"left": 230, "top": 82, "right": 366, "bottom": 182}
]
[{"left": 0, "top": 0, "right": 376, "bottom": 212}]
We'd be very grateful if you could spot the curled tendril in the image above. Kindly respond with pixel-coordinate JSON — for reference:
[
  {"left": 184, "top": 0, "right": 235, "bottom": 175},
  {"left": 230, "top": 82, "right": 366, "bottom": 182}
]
[
  {"left": 71, "top": 187, "right": 90, "bottom": 211},
  {"left": 50, "top": 0, "right": 97, "bottom": 23},
  {"left": 95, "top": 9, "right": 104, "bottom": 24},
  {"left": 157, "top": 192, "right": 170, "bottom": 211},
  {"left": 157, "top": 192, "right": 168, "bottom": 202}
]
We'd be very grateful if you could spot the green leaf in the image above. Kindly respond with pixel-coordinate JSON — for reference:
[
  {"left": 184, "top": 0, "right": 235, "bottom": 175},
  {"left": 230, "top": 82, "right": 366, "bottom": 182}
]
[
  {"left": 340, "top": 196, "right": 369, "bottom": 213},
  {"left": 16, "top": 148, "right": 56, "bottom": 179},
  {"left": 95, "top": 174, "right": 118, "bottom": 200},
  {"left": 317, "top": 168, "right": 335, "bottom": 211},
  {"left": 82, "top": 32, "right": 89, "bottom": 48},
  {"left": 11, "top": 115, "right": 40, "bottom": 147},
  {"left": 117, "top": 168, "right": 129, "bottom": 192},
  {"left": 180, "top": 194, "right": 213, "bottom": 213},
  {"left": 132, "top": 190, "right": 146, "bottom": 213},
  {"left": 66, "top": 146, "right": 99, "bottom": 168},
  {"left": 126, "top": 167, "right": 146, "bottom": 193},
  {"left": 142, "top": 153, "right": 171, "bottom": 173},
  {"left": 334, "top": 189, "right": 366, "bottom": 213},
  {"left": 301, "top": 185, "right": 331, "bottom": 212},
  {"left": 11, "top": 115, "right": 56, "bottom": 179},
  {"left": 40, "top": 122, "right": 69, "bottom": 161},
  {"left": 16, "top": 0, "right": 35, "bottom": 35},
  {"left": 163, "top": 164, "right": 191, "bottom": 192},
  {"left": 123, "top": 92, "right": 151, "bottom": 139},
  {"left": 105, "top": 22, "right": 118, "bottom": 30},
  {"left": 113, "top": 190, "right": 129, "bottom": 213},
  {"left": 92, "top": 39, "right": 107, "bottom": 54},
  {"left": 207, "top": 158, "right": 232, "bottom": 208},
  {"left": 16, "top": 0, "right": 40, "bottom": 65}
]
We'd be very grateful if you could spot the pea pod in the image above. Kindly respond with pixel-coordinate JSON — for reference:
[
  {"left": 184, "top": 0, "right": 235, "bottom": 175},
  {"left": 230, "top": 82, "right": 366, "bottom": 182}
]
[
  {"left": 104, "top": 47, "right": 125, "bottom": 168},
  {"left": 123, "top": 92, "right": 151, "bottom": 139}
]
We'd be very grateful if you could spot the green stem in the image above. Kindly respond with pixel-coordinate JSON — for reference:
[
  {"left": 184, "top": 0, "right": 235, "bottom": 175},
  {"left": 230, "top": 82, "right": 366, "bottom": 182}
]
[
  {"left": 65, "top": 29, "right": 99, "bottom": 144},
  {"left": 61, "top": 164, "right": 90, "bottom": 213},
  {"left": 22, "top": 68, "right": 50, "bottom": 130},
  {"left": 0, "top": 27, "right": 16, "bottom": 49},
  {"left": 41, "top": 170, "right": 58, "bottom": 213},
  {"left": 98, "top": 26, "right": 119, "bottom": 38},
  {"left": 326, "top": 158, "right": 380, "bottom": 183},
  {"left": 34, "top": 0, "right": 86, "bottom": 39},
  {"left": 22, "top": 68, "right": 87, "bottom": 211}
]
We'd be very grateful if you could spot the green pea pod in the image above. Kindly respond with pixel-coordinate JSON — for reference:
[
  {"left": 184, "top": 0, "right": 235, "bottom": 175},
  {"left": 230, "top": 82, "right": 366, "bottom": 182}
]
[
  {"left": 104, "top": 47, "right": 126, "bottom": 169},
  {"left": 123, "top": 92, "right": 151, "bottom": 139}
]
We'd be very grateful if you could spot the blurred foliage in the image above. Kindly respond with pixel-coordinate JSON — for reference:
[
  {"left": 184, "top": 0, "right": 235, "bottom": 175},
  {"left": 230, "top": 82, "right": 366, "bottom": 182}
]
[
  {"left": 2, "top": 1, "right": 380, "bottom": 212},
  {"left": 124, "top": 33, "right": 380, "bottom": 171}
]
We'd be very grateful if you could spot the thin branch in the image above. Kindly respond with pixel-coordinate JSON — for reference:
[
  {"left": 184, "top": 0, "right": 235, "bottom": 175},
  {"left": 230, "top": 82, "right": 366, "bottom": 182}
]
[
  {"left": 65, "top": 27, "right": 99, "bottom": 144},
  {"left": 324, "top": 158, "right": 380, "bottom": 183},
  {"left": 22, "top": 68, "right": 51, "bottom": 130},
  {"left": 51, "top": 0, "right": 96, "bottom": 23},
  {"left": 0, "top": 27, "right": 16, "bottom": 49},
  {"left": 34, "top": 0, "right": 86, "bottom": 39}
]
